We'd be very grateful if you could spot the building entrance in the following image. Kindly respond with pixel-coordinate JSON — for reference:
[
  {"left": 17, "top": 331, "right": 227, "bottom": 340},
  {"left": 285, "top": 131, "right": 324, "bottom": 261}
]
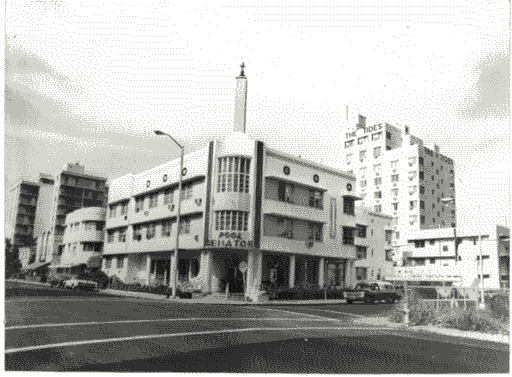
[{"left": 226, "top": 267, "right": 245, "bottom": 293}]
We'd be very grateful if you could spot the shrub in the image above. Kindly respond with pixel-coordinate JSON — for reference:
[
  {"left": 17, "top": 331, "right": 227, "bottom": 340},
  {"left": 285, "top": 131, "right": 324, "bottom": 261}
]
[
  {"left": 110, "top": 275, "right": 124, "bottom": 289},
  {"left": 387, "top": 289, "right": 429, "bottom": 325},
  {"left": 487, "top": 293, "right": 509, "bottom": 323}
]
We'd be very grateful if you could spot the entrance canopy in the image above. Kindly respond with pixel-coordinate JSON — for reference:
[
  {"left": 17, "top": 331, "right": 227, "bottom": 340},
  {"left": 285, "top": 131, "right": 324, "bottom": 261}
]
[{"left": 21, "top": 261, "right": 51, "bottom": 271}]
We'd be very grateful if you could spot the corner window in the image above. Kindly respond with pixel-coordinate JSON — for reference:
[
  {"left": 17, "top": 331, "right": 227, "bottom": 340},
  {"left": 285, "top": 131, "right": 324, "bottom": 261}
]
[
  {"left": 215, "top": 211, "right": 249, "bottom": 231},
  {"left": 217, "top": 157, "right": 251, "bottom": 193}
]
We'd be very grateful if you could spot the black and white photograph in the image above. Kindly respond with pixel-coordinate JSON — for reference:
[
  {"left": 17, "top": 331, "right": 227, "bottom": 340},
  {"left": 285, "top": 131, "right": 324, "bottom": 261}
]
[{"left": 3, "top": 0, "right": 510, "bottom": 373}]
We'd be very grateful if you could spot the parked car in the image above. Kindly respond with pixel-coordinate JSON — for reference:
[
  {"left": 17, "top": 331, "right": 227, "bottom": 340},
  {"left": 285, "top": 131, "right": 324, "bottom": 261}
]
[
  {"left": 344, "top": 281, "right": 400, "bottom": 304},
  {"left": 63, "top": 277, "right": 98, "bottom": 291}
]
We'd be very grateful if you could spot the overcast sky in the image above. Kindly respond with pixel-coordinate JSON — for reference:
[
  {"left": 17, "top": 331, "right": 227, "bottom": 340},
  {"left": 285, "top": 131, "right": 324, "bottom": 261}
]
[{"left": 4, "top": 0, "right": 511, "bottom": 235}]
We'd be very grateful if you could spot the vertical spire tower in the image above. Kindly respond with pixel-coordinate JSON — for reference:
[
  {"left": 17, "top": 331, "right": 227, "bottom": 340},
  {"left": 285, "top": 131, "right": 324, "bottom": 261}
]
[{"left": 233, "top": 62, "right": 248, "bottom": 133}]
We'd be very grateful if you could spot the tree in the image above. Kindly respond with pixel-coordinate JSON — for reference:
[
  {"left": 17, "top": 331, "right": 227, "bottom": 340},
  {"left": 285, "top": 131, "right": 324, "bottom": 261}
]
[{"left": 5, "top": 238, "right": 22, "bottom": 278}]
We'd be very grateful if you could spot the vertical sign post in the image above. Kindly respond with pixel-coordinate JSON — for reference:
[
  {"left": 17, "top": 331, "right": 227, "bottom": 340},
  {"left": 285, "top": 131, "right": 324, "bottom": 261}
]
[{"left": 239, "top": 262, "right": 248, "bottom": 303}]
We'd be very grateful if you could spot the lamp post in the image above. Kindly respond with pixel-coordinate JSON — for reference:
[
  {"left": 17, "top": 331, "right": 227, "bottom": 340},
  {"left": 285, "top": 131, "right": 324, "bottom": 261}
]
[
  {"left": 154, "top": 130, "right": 184, "bottom": 299},
  {"left": 442, "top": 197, "right": 485, "bottom": 308}
]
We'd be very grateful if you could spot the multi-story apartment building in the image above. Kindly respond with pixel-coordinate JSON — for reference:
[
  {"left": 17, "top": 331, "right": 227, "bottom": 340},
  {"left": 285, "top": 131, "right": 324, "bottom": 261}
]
[
  {"left": 386, "top": 225, "right": 510, "bottom": 288},
  {"left": 101, "top": 67, "right": 401, "bottom": 301},
  {"left": 6, "top": 173, "right": 55, "bottom": 247},
  {"left": 48, "top": 207, "right": 106, "bottom": 279},
  {"left": 342, "top": 115, "right": 456, "bottom": 243},
  {"left": 34, "top": 162, "right": 109, "bottom": 264}
]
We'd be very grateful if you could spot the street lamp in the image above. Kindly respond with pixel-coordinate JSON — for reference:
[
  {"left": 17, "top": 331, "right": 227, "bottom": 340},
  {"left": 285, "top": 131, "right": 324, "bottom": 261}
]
[
  {"left": 154, "top": 130, "right": 184, "bottom": 299},
  {"left": 442, "top": 197, "right": 485, "bottom": 308}
]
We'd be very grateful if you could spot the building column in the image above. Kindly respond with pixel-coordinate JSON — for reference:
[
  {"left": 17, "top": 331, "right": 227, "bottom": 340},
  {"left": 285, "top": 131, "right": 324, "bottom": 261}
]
[
  {"left": 248, "top": 250, "right": 263, "bottom": 300},
  {"left": 201, "top": 250, "right": 213, "bottom": 292},
  {"left": 169, "top": 251, "right": 177, "bottom": 289},
  {"left": 289, "top": 255, "right": 296, "bottom": 288},
  {"left": 145, "top": 254, "right": 152, "bottom": 285},
  {"left": 246, "top": 250, "right": 256, "bottom": 298},
  {"left": 318, "top": 258, "right": 325, "bottom": 287}
]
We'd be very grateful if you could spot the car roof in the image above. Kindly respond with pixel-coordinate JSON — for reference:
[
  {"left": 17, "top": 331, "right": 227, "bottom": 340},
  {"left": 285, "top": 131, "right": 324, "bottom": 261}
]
[{"left": 357, "top": 281, "right": 394, "bottom": 286}]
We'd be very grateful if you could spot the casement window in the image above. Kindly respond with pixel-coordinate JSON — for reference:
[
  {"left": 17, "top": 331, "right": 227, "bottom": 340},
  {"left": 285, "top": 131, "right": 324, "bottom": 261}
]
[
  {"left": 146, "top": 223, "right": 156, "bottom": 239},
  {"left": 104, "top": 256, "right": 112, "bottom": 269},
  {"left": 393, "top": 202, "right": 398, "bottom": 211},
  {"left": 83, "top": 243, "right": 95, "bottom": 252},
  {"left": 118, "top": 228, "right": 126, "bottom": 243},
  {"left": 356, "top": 224, "right": 367, "bottom": 238},
  {"left": 309, "top": 189, "right": 323, "bottom": 209},
  {"left": 133, "top": 224, "right": 142, "bottom": 240},
  {"left": 345, "top": 140, "right": 354, "bottom": 149},
  {"left": 215, "top": 211, "right": 249, "bottom": 231},
  {"left": 163, "top": 188, "right": 174, "bottom": 205},
  {"left": 217, "top": 157, "right": 251, "bottom": 193},
  {"left": 420, "top": 200, "right": 425, "bottom": 209},
  {"left": 374, "top": 191, "right": 382, "bottom": 199},
  {"left": 386, "top": 250, "right": 394, "bottom": 262},
  {"left": 84, "top": 222, "right": 95, "bottom": 231},
  {"left": 373, "top": 146, "right": 382, "bottom": 158},
  {"left": 409, "top": 201, "right": 417, "bottom": 210},
  {"left": 356, "top": 246, "right": 367, "bottom": 259},
  {"left": 309, "top": 223, "right": 323, "bottom": 242},
  {"left": 161, "top": 220, "right": 172, "bottom": 237},
  {"left": 135, "top": 196, "right": 145, "bottom": 212},
  {"left": 415, "top": 240, "right": 425, "bottom": 248},
  {"left": 121, "top": 201, "right": 129, "bottom": 215},
  {"left": 180, "top": 183, "right": 194, "bottom": 200},
  {"left": 96, "top": 222, "right": 104, "bottom": 231},
  {"left": 109, "top": 204, "right": 117, "bottom": 218},
  {"left": 330, "top": 198, "right": 337, "bottom": 238},
  {"left": 360, "top": 179, "right": 367, "bottom": 188},
  {"left": 392, "top": 188, "right": 399, "bottom": 196},
  {"left": 391, "top": 174, "right": 399, "bottom": 182},
  {"left": 358, "top": 136, "right": 368, "bottom": 145},
  {"left": 149, "top": 192, "right": 159, "bottom": 209},
  {"left": 277, "top": 181, "right": 295, "bottom": 203},
  {"left": 420, "top": 215, "right": 425, "bottom": 224},
  {"left": 346, "top": 154, "right": 353, "bottom": 165},
  {"left": 359, "top": 150, "right": 367, "bottom": 160},
  {"left": 343, "top": 197, "right": 355, "bottom": 215},
  {"left": 419, "top": 157, "right": 424, "bottom": 165},
  {"left": 179, "top": 218, "right": 191, "bottom": 235},
  {"left": 374, "top": 177, "right": 382, "bottom": 186},
  {"left": 107, "top": 230, "right": 115, "bottom": 243},
  {"left": 419, "top": 172, "right": 424, "bottom": 180},
  {"left": 117, "top": 255, "right": 125, "bottom": 269},
  {"left": 372, "top": 132, "right": 382, "bottom": 141},
  {"left": 374, "top": 205, "right": 382, "bottom": 213},
  {"left": 385, "top": 230, "right": 393, "bottom": 243},
  {"left": 420, "top": 185, "right": 425, "bottom": 194},
  {"left": 342, "top": 227, "right": 354, "bottom": 245}
]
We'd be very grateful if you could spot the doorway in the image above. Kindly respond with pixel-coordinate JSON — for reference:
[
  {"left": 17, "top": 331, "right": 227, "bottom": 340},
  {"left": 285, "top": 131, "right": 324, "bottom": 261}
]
[{"left": 226, "top": 267, "right": 245, "bottom": 293}]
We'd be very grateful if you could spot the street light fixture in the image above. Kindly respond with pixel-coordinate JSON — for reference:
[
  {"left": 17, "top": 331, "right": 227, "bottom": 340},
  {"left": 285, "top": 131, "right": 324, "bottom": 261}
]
[{"left": 154, "top": 130, "right": 184, "bottom": 299}]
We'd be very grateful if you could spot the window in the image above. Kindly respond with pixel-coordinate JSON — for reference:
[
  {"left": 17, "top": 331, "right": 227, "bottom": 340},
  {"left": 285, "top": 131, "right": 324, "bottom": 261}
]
[
  {"left": 179, "top": 218, "right": 192, "bottom": 235},
  {"left": 358, "top": 136, "right": 368, "bottom": 145},
  {"left": 149, "top": 192, "right": 158, "bottom": 208},
  {"left": 135, "top": 196, "right": 145, "bottom": 212},
  {"left": 419, "top": 157, "right": 424, "bottom": 165},
  {"left": 164, "top": 188, "right": 174, "bottom": 205},
  {"left": 442, "top": 206, "right": 444, "bottom": 212},
  {"left": 117, "top": 255, "right": 124, "bottom": 269},
  {"left": 393, "top": 203, "right": 398, "bottom": 211},
  {"left": 330, "top": 198, "right": 337, "bottom": 238},
  {"left": 419, "top": 172, "right": 424, "bottom": 180},
  {"left": 356, "top": 267, "right": 367, "bottom": 280},
  {"left": 342, "top": 227, "right": 354, "bottom": 245},
  {"left": 343, "top": 197, "right": 355, "bottom": 215},
  {"left": 356, "top": 246, "right": 367, "bottom": 259},
  {"left": 386, "top": 250, "right": 394, "bottom": 262},
  {"left": 118, "top": 228, "right": 126, "bottom": 242},
  {"left": 415, "top": 240, "right": 425, "bottom": 248},
  {"left": 215, "top": 211, "right": 249, "bottom": 231},
  {"left": 109, "top": 204, "right": 117, "bottom": 218},
  {"left": 433, "top": 218, "right": 436, "bottom": 223},
  {"left": 309, "top": 223, "right": 323, "bottom": 242},
  {"left": 372, "top": 132, "right": 382, "bottom": 141},
  {"left": 420, "top": 215, "right": 425, "bottom": 224},
  {"left": 392, "top": 188, "right": 399, "bottom": 196},
  {"left": 361, "top": 193, "right": 367, "bottom": 201},
  {"left": 395, "top": 231, "right": 400, "bottom": 239},
  {"left": 437, "top": 211, "right": 440, "bottom": 217},
  {"left": 356, "top": 224, "right": 367, "bottom": 238},
  {"left": 442, "top": 245, "right": 449, "bottom": 252},
  {"left": 386, "top": 131, "right": 392, "bottom": 140},
  {"left": 432, "top": 189, "right": 435, "bottom": 195},
  {"left": 373, "top": 146, "right": 382, "bottom": 159},
  {"left": 409, "top": 201, "right": 416, "bottom": 210},
  {"left": 431, "top": 175, "right": 434, "bottom": 181},
  {"left": 83, "top": 243, "right": 94, "bottom": 252},
  {"left": 133, "top": 224, "right": 142, "bottom": 240},
  {"left": 309, "top": 189, "right": 323, "bottom": 209},
  {"left": 429, "top": 240, "right": 435, "bottom": 245},
  {"left": 181, "top": 183, "right": 194, "bottom": 200},
  {"left": 345, "top": 140, "right": 354, "bottom": 149},
  {"left": 278, "top": 181, "right": 294, "bottom": 203},
  {"left": 374, "top": 191, "right": 382, "bottom": 199},
  {"left": 121, "top": 202, "right": 129, "bottom": 216},
  {"left": 105, "top": 256, "right": 112, "bottom": 269},
  {"left": 96, "top": 222, "right": 104, "bottom": 231},
  {"left": 346, "top": 154, "right": 353, "bottom": 165},
  {"left": 359, "top": 150, "right": 367, "bottom": 160},
  {"left": 436, "top": 169, "right": 439, "bottom": 175},
  {"left": 359, "top": 166, "right": 367, "bottom": 177},
  {"left": 162, "top": 220, "right": 172, "bottom": 237},
  {"left": 107, "top": 230, "right": 115, "bottom": 243},
  {"left": 358, "top": 115, "right": 366, "bottom": 127},
  {"left": 360, "top": 180, "right": 367, "bottom": 188},
  {"left": 374, "top": 177, "right": 382, "bottom": 186},
  {"left": 437, "top": 197, "right": 440, "bottom": 203},
  {"left": 217, "top": 157, "right": 251, "bottom": 193},
  {"left": 391, "top": 174, "right": 399, "bottom": 182},
  {"left": 432, "top": 203, "right": 435, "bottom": 209},
  {"left": 374, "top": 205, "right": 382, "bottom": 213},
  {"left": 147, "top": 223, "right": 156, "bottom": 239},
  {"left": 436, "top": 183, "right": 440, "bottom": 189},
  {"left": 385, "top": 230, "right": 393, "bottom": 243},
  {"left": 420, "top": 185, "right": 425, "bottom": 194},
  {"left": 450, "top": 182, "right": 455, "bottom": 188}
]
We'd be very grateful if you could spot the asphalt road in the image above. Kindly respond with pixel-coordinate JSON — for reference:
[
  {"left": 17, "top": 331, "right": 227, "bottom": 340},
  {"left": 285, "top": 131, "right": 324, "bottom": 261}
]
[{"left": 5, "top": 281, "right": 510, "bottom": 373}]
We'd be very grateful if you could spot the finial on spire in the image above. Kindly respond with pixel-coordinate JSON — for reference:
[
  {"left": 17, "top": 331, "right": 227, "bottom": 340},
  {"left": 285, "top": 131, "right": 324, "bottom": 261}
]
[{"left": 239, "top": 61, "right": 246, "bottom": 77}]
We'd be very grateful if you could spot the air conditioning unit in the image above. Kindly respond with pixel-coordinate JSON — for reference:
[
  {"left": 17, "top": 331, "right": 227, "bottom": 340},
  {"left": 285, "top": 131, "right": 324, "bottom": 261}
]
[{"left": 135, "top": 208, "right": 140, "bottom": 213}]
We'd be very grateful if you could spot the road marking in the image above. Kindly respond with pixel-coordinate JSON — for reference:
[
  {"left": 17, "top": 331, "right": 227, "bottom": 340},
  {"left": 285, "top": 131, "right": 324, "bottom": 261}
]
[
  {"left": 4, "top": 326, "right": 394, "bottom": 354},
  {"left": 5, "top": 317, "right": 336, "bottom": 331},
  {"left": 291, "top": 308, "right": 365, "bottom": 318},
  {"left": 254, "top": 307, "right": 341, "bottom": 321}
]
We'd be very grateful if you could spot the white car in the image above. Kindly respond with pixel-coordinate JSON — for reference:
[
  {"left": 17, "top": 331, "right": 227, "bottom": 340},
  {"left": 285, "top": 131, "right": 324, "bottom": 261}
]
[{"left": 64, "top": 278, "right": 98, "bottom": 290}]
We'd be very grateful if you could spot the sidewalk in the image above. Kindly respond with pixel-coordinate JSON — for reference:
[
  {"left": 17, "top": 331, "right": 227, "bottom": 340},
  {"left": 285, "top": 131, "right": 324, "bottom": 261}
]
[{"left": 350, "top": 316, "right": 510, "bottom": 345}]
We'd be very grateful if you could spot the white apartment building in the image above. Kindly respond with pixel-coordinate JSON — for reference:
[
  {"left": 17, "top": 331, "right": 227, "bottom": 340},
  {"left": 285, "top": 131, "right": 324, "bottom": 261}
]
[
  {"left": 342, "top": 115, "right": 456, "bottom": 244},
  {"left": 386, "top": 225, "right": 510, "bottom": 288}
]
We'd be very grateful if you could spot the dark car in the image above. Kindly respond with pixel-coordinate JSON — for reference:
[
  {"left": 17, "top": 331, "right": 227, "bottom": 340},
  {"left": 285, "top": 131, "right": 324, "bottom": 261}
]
[{"left": 344, "top": 281, "right": 400, "bottom": 304}]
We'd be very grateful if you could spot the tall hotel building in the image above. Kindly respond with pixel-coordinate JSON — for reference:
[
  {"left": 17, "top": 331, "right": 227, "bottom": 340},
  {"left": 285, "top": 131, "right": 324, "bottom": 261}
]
[
  {"left": 342, "top": 114, "right": 456, "bottom": 244},
  {"left": 102, "top": 66, "right": 395, "bottom": 301}
]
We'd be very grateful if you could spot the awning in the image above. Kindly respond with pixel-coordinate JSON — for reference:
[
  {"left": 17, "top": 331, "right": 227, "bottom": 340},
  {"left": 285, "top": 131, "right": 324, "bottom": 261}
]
[{"left": 21, "top": 261, "right": 51, "bottom": 271}]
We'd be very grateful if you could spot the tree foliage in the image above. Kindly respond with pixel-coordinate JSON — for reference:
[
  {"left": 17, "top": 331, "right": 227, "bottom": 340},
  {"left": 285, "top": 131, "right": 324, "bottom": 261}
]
[{"left": 5, "top": 238, "right": 22, "bottom": 278}]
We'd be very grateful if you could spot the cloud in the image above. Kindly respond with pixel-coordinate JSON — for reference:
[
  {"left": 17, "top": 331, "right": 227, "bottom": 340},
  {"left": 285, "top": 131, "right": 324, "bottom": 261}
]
[{"left": 457, "top": 52, "right": 510, "bottom": 119}]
